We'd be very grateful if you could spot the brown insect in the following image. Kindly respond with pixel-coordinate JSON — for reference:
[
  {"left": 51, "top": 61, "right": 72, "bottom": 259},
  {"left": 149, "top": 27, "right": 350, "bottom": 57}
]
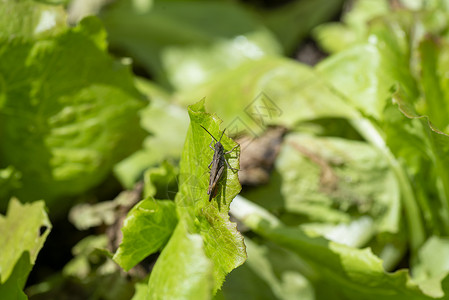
[{"left": 200, "top": 125, "right": 239, "bottom": 201}]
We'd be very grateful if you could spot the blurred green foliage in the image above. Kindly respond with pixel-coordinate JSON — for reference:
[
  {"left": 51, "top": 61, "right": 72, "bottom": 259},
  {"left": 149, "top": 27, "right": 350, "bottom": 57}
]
[{"left": 5, "top": 0, "right": 449, "bottom": 299}]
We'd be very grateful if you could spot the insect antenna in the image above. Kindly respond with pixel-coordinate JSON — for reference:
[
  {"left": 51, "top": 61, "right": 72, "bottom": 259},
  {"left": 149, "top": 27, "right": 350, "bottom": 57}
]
[
  {"left": 218, "top": 128, "right": 226, "bottom": 143},
  {"left": 200, "top": 125, "right": 217, "bottom": 142}
]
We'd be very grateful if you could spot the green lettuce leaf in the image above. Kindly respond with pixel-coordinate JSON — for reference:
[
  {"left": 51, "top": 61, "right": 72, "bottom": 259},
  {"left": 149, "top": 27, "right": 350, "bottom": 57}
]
[
  {"left": 313, "top": 0, "right": 449, "bottom": 54},
  {"left": 318, "top": 5, "right": 449, "bottom": 247},
  {"left": 143, "top": 161, "right": 179, "bottom": 200},
  {"left": 260, "top": 0, "right": 343, "bottom": 54},
  {"left": 101, "top": 0, "right": 281, "bottom": 89},
  {"left": 114, "top": 99, "right": 245, "bottom": 297},
  {"left": 0, "top": 15, "right": 146, "bottom": 208},
  {"left": 63, "top": 235, "right": 110, "bottom": 279},
  {"left": 222, "top": 237, "right": 314, "bottom": 300},
  {"left": 313, "top": 0, "right": 390, "bottom": 53},
  {"left": 113, "top": 198, "right": 177, "bottom": 271},
  {"left": 146, "top": 99, "right": 246, "bottom": 297},
  {"left": 315, "top": 8, "right": 449, "bottom": 253},
  {"left": 176, "top": 57, "right": 359, "bottom": 136},
  {"left": 131, "top": 282, "right": 148, "bottom": 300},
  {"left": 28, "top": 234, "right": 135, "bottom": 300},
  {"left": 114, "top": 78, "right": 189, "bottom": 189},
  {"left": 0, "top": 0, "right": 67, "bottom": 40},
  {"left": 414, "top": 236, "right": 449, "bottom": 298},
  {"left": 244, "top": 133, "right": 400, "bottom": 235},
  {"left": 231, "top": 196, "right": 449, "bottom": 300},
  {"left": 0, "top": 198, "right": 51, "bottom": 298},
  {"left": 0, "top": 166, "right": 22, "bottom": 211},
  {"left": 386, "top": 87, "right": 449, "bottom": 235},
  {"left": 147, "top": 220, "right": 214, "bottom": 300}
]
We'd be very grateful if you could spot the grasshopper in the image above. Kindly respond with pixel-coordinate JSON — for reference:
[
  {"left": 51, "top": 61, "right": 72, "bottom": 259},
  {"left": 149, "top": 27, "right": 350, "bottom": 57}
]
[{"left": 200, "top": 125, "right": 239, "bottom": 201}]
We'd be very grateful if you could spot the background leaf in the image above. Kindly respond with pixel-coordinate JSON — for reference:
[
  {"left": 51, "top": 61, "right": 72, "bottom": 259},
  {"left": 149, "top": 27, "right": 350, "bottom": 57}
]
[
  {"left": 231, "top": 196, "right": 447, "bottom": 300},
  {"left": 0, "top": 16, "right": 146, "bottom": 210},
  {"left": 259, "top": 0, "right": 343, "bottom": 54},
  {"left": 244, "top": 133, "right": 401, "bottom": 233},
  {"left": 176, "top": 57, "right": 359, "bottom": 136},
  {"left": 221, "top": 237, "right": 315, "bottom": 300},
  {"left": 100, "top": 0, "right": 281, "bottom": 89},
  {"left": 0, "top": 0, "right": 67, "bottom": 40},
  {"left": 113, "top": 198, "right": 177, "bottom": 271},
  {"left": 0, "top": 199, "right": 51, "bottom": 298},
  {"left": 114, "top": 78, "right": 189, "bottom": 189}
]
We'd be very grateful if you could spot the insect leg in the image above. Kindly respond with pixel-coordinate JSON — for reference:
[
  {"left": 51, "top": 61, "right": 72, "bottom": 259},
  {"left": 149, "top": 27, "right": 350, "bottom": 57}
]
[
  {"left": 224, "top": 157, "right": 240, "bottom": 172},
  {"left": 224, "top": 144, "right": 239, "bottom": 155},
  {"left": 207, "top": 139, "right": 215, "bottom": 169},
  {"left": 209, "top": 140, "right": 214, "bottom": 151},
  {"left": 222, "top": 144, "right": 240, "bottom": 171}
]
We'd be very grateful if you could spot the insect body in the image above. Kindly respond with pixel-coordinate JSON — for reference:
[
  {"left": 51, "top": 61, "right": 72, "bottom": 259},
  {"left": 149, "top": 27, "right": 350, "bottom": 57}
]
[{"left": 200, "top": 125, "right": 239, "bottom": 201}]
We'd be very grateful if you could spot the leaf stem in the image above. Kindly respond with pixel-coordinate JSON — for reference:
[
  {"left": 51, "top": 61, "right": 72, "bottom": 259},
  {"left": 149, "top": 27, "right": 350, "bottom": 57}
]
[{"left": 350, "top": 118, "right": 425, "bottom": 254}]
